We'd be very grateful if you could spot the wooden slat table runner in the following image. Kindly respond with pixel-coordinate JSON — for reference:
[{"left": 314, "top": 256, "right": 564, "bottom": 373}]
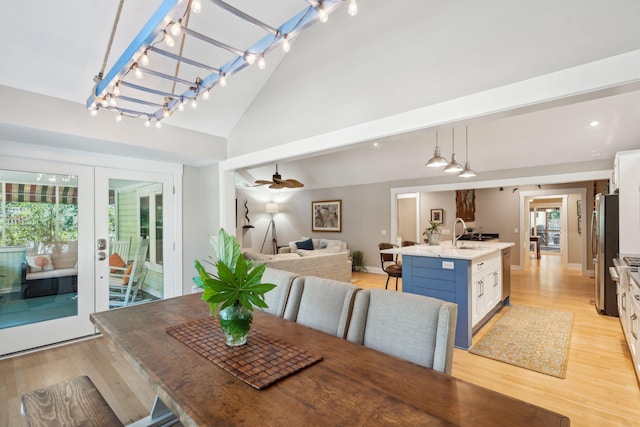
[{"left": 167, "top": 317, "right": 323, "bottom": 389}]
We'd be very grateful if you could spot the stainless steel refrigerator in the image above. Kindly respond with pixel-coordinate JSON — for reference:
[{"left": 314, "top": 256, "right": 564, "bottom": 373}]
[{"left": 591, "top": 193, "right": 619, "bottom": 316}]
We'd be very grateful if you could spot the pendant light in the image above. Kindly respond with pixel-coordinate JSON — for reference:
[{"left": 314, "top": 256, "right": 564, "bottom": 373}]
[
  {"left": 425, "top": 132, "right": 448, "bottom": 167},
  {"left": 459, "top": 126, "right": 477, "bottom": 178},
  {"left": 444, "top": 128, "right": 463, "bottom": 173}
]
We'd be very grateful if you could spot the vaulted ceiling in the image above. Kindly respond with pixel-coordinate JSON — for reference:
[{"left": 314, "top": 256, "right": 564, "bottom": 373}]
[{"left": 2, "top": 1, "right": 640, "bottom": 190}]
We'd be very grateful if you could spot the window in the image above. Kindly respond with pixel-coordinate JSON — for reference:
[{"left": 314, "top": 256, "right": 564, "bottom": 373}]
[{"left": 138, "top": 186, "right": 163, "bottom": 267}]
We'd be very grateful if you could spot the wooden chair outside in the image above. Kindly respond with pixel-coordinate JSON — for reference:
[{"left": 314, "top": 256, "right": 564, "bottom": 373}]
[
  {"left": 109, "top": 238, "right": 149, "bottom": 308},
  {"left": 110, "top": 238, "right": 131, "bottom": 264}
]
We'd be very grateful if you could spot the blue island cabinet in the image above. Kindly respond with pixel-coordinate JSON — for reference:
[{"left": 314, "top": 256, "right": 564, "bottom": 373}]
[{"left": 402, "top": 255, "right": 473, "bottom": 349}]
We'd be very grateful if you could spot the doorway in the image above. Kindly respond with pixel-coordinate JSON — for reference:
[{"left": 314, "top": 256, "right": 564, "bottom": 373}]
[
  {"left": 397, "top": 193, "right": 419, "bottom": 244},
  {"left": 0, "top": 160, "right": 181, "bottom": 356},
  {"left": 530, "top": 202, "right": 562, "bottom": 254},
  {"left": 94, "top": 168, "right": 179, "bottom": 314},
  {"left": 520, "top": 189, "right": 587, "bottom": 274}
]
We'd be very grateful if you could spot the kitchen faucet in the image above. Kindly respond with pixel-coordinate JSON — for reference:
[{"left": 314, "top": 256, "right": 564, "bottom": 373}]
[{"left": 452, "top": 217, "right": 467, "bottom": 247}]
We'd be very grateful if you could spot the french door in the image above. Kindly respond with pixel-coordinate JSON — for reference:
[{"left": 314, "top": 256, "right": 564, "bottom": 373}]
[
  {"left": 94, "top": 168, "right": 178, "bottom": 313},
  {"left": 1, "top": 161, "right": 179, "bottom": 356},
  {"left": 0, "top": 159, "right": 95, "bottom": 356}
]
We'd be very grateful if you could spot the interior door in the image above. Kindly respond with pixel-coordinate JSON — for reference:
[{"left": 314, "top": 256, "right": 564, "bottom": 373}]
[
  {"left": 0, "top": 160, "right": 95, "bottom": 356},
  {"left": 94, "top": 168, "right": 177, "bottom": 313}
]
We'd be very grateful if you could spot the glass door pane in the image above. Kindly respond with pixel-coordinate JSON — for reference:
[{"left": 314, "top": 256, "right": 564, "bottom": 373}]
[
  {"left": 0, "top": 164, "right": 95, "bottom": 356},
  {"left": 95, "top": 168, "right": 176, "bottom": 313}
]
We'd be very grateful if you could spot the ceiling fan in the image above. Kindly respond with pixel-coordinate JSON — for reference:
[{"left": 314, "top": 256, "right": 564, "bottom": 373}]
[{"left": 255, "top": 165, "right": 304, "bottom": 189}]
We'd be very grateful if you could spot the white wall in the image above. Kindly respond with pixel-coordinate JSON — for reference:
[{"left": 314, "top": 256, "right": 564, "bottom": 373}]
[
  {"left": 228, "top": 0, "right": 640, "bottom": 155},
  {"left": 182, "top": 166, "right": 204, "bottom": 293},
  {"left": 617, "top": 150, "right": 640, "bottom": 254}
]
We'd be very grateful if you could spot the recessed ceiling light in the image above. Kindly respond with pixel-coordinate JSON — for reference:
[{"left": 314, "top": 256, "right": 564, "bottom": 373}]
[
  {"left": 589, "top": 121, "right": 599, "bottom": 127},
  {"left": 373, "top": 142, "right": 380, "bottom": 147}
]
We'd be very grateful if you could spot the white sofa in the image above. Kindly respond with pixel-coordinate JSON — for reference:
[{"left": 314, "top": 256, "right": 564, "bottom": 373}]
[
  {"left": 244, "top": 251, "right": 352, "bottom": 283},
  {"left": 279, "top": 237, "right": 348, "bottom": 256}
]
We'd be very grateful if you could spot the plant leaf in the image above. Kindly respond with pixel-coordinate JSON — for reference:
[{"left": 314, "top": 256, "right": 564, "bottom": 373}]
[{"left": 194, "top": 228, "right": 275, "bottom": 312}]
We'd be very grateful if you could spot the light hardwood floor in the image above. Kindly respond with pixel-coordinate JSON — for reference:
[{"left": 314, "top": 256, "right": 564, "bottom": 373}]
[
  {"left": 1, "top": 255, "right": 639, "bottom": 426},
  {"left": 354, "top": 255, "right": 640, "bottom": 426}
]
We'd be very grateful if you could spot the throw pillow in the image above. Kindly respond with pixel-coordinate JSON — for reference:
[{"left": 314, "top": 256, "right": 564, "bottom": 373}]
[
  {"left": 123, "top": 263, "right": 134, "bottom": 285},
  {"left": 318, "top": 241, "right": 328, "bottom": 249},
  {"left": 26, "top": 254, "right": 55, "bottom": 272},
  {"left": 295, "top": 238, "right": 314, "bottom": 250},
  {"left": 321, "top": 239, "right": 343, "bottom": 251},
  {"left": 109, "top": 252, "right": 126, "bottom": 273}
]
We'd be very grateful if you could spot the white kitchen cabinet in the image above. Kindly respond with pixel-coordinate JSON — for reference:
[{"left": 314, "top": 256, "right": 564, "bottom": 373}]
[
  {"left": 471, "top": 253, "right": 502, "bottom": 327},
  {"left": 618, "top": 268, "right": 640, "bottom": 384}
]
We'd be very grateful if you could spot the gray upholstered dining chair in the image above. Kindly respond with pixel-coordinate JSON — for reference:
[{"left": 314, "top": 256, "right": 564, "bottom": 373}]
[
  {"left": 346, "top": 289, "right": 458, "bottom": 374},
  {"left": 260, "top": 267, "right": 297, "bottom": 317},
  {"left": 284, "top": 276, "right": 360, "bottom": 339}
]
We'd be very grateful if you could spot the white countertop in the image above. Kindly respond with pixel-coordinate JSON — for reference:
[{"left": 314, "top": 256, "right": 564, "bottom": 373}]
[{"left": 382, "top": 241, "right": 515, "bottom": 260}]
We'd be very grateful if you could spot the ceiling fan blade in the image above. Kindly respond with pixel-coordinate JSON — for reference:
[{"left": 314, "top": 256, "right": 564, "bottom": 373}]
[
  {"left": 269, "top": 182, "right": 285, "bottom": 189},
  {"left": 283, "top": 179, "right": 304, "bottom": 188},
  {"left": 255, "top": 180, "right": 273, "bottom": 186}
]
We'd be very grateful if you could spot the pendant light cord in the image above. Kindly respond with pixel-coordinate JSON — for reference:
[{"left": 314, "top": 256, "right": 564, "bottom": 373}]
[
  {"left": 465, "top": 126, "right": 469, "bottom": 159},
  {"left": 96, "top": 0, "right": 125, "bottom": 83}
]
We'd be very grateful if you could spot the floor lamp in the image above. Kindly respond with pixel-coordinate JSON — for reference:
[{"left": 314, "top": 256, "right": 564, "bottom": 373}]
[{"left": 260, "top": 203, "right": 279, "bottom": 254}]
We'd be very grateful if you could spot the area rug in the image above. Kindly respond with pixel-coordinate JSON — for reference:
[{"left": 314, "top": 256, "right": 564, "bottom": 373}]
[{"left": 469, "top": 305, "right": 573, "bottom": 378}]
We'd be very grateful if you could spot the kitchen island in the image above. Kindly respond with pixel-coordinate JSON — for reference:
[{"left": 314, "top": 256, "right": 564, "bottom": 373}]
[{"left": 383, "top": 241, "right": 515, "bottom": 349}]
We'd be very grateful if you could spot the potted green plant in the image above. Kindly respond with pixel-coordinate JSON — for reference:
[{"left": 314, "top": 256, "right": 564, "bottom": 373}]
[
  {"left": 422, "top": 221, "right": 442, "bottom": 246},
  {"left": 194, "top": 228, "right": 276, "bottom": 346}
]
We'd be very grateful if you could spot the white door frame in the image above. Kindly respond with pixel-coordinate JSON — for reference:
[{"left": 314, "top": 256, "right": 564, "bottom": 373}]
[{"left": 519, "top": 188, "right": 587, "bottom": 274}]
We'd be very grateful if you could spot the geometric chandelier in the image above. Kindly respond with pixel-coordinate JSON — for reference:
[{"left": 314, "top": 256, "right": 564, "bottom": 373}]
[{"left": 86, "top": 0, "right": 358, "bottom": 128}]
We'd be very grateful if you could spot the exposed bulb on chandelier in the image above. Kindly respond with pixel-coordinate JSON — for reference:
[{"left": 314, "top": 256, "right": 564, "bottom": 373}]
[
  {"left": 134, "top": 65, "right": 143, "bottom": 80},
  {"left": 140, "top": 51, "right": 150, "bottom": 67},
  {"left": 219, "top": 74, "right": 227, "bottom": 87},
  {"left": 169, "top": 20, "right": 182, "bottom": 37},
  {"left": 244, "top": 53, "right": 256, "bottom": 65},
  {"left": 348, "top": 0, "right": 358, "bottom": 16},
  {"left": 144, "top": 117, "right": 151, "bottom": 127},
  {"left": 257, "top": 55, "right": 266, "bottom": 70},
  {"left": 89, "top": 108, "right": 98, "bottom": 117},
  {"left": 282, "top": 35, "right": 291, "bottom": 53},
  {"left": 164, "top": 32, "right": 175, "bottom": 48},
  {"left": 191, "top": 0, "right": 201, "bottom": 13},
  {"left": 112, "top": 83, "right": 121, "bottom": 96},
  {"left": 191, "top": 99, "right": 198, "bottom": 109},
  {"left": 317, "top": 6, "right": 328, "bottom": 23},
  {"left": 155, "top": 120, "right": 162, "bottom": 129},
  {"left": 115, "top": 113, "right": 123, "bottom": 123}
]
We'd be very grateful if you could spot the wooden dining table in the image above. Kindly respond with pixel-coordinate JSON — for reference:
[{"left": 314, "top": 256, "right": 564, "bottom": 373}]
[{"left": 90, "top": 293, "right": 570, "bottom": 427}]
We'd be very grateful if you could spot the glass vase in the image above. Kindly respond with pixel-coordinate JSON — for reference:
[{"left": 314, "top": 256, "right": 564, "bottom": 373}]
[{"left": 218, "top": 301, "right": 253, "bottom": 346}]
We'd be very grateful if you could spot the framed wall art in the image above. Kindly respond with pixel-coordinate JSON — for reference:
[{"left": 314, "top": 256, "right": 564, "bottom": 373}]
[
  {"left": 431, "top": 209, "right": 443, "bottom": 224},
  {"left": 455, "top": 189, "right": 475, "bottom": 222},
  {"left": 312, "top": 200, "right": 342, "bottom": 232}
]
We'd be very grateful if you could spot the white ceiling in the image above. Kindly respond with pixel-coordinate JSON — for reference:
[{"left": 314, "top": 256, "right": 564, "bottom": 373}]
[{"left": 2, "top": 1, "right": 640, "bottom": 190}]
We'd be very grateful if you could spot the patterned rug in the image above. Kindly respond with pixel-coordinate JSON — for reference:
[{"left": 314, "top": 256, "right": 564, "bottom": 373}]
[{"left": 469, "top": 305, "right": 573, "bottom": 378}]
